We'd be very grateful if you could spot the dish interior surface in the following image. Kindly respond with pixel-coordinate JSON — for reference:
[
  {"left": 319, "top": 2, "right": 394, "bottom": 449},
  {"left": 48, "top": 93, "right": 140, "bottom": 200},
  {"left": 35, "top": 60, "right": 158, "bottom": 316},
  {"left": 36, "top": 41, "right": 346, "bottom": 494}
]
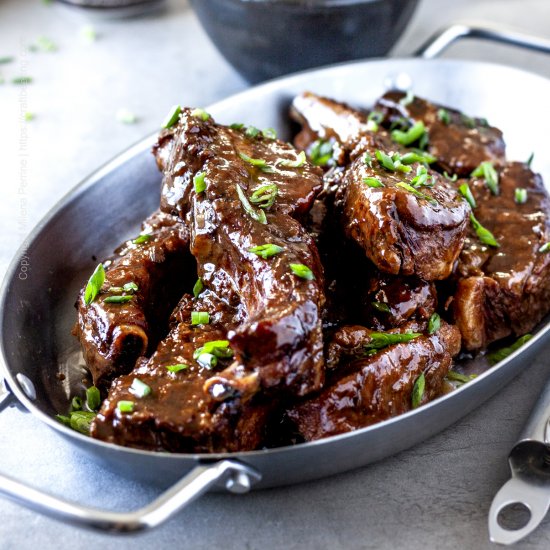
[{"left": 2, "top": 58, "right": 550, "bottom": 488}]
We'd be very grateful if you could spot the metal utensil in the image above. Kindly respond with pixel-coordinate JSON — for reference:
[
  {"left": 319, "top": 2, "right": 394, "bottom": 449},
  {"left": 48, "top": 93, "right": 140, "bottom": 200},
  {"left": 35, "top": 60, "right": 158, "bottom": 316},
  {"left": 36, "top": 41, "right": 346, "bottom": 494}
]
[{"left": 1, "top": 23, "right": 550, "bottom": 534}]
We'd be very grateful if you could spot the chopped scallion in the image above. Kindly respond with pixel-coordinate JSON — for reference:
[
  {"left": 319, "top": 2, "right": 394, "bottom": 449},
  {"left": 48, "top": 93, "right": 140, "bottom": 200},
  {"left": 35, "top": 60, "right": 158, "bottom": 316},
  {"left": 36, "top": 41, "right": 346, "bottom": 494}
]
[
  {"left": 487, "top": 334, "right": 533, "bottom": 365},
  {"left": 191, "top": 108, "right": 210, "bottom": 121},
  {"left": 471, "top": 161, "right": 499, "bottom": 195},
  {"left": 375, "top": 149, "right": 395, "bottom": 171},
  {"left": 162, "top": 105, "right": 181, "bottom": 129},
  {"left": 86, "top": 386, "right": 101, "bottom": 411},
  {"left": 103, "top": 295, "right": 134, "bottom": 304},
  {"left": 527, "top": 152, "right": 534, "bottom": 167},
  {"left": 538, "top": 242, "right": 550, "bottom": 253},
  {"left": 194, "top": 171, "right": 206, "bottom": 194},
  {"left": 165, "top": 364, "right": 188, "bottom": 373},
  {"left": 411, "top": 372, "right": 425, "bottom": 409},
  {"left": 236, "top": 185, "right": 267, "bottom": 224},
  {"left": 396, "top": 181, "right": 437, "bottom": 206},
  {"left": 309, "top": 139, "right": 333, "bottom": 166},
  {"left": 262, "top": 127, "right": 277, "bottom": 140},
  {"left": 515, "top": 188, "right": 528, "bottom": 204},
  {"left": 470, "top": 213, "right": 499, "bottom": 247},
  {"left": 130, "top": 378, "right": 151, "bottom": 398},
  {"left": 196, "top": 352, "right": 217, "bottom": 369},
  {"left": 400, "top": 90, "right": 414, "bottom": 106},
  {"left": 84, "top": 263, "right": 105, "bottom": 305},
  {"left": 191, "top": 311, "right": 210, "bottom": 325},
  {"left": 250, "top": 184, "right": 278, "bottom": 209},
  {"left": 278, "top": 151, "right": 306, "bottom": 168},
  {"left": 245, "top": 125, "right": 260, "bottom": 138},
  {"left": 391, "top": 121, "right": 425, "bottom": 146},
  {"left": 249, "top": 243, "right": 284, "bottom": 259},
  {"left": 290, "top": 263, "right": 315, "bottom": 280},
  {"left": 133, "top": 233, "right": 151, "bottom": 245},
  {"left": 437, "top": 108, "right": 451, "bottom": 125},
  {"left": 363, "top": 177, "right": 384, "bottom": 188},
  {"left": 117, "top": 400, "right": 135, "bottom": 413},
  {"left": 372, "top": 301, "right": 391, "bottom": 313},
  {"left": 238, "top": 152, "right": 274, "bottom": 173},
  {"left": 428, "top": 313, "right": 441, "bottom": 335},
  {"left": 458, "top": 183, "right": 476, "bottom": 209},
  {"left": 193, "top": 278, "right": 204, "bottom": 298},
  {"left": 364, "top": 331, "right": 421, "bottom": 351}
]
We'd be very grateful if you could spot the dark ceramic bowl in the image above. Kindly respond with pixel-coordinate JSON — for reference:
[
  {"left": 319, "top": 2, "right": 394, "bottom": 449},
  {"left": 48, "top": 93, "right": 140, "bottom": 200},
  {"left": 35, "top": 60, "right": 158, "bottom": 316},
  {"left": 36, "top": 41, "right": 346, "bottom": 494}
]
[{"left": 190, "top": 0, "right": 419, "bottom": 83}]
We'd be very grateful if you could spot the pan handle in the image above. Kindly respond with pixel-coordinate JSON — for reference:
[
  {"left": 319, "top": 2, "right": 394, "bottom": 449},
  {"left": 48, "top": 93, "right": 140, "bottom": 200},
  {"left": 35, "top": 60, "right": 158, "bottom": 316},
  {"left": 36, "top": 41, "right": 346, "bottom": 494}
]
[
  {"left": 0, "top": 459, "right": 261, "bottom": 533},
  {"left": 0, "top": 378, "right": 15, "bottom": 413},
  {"left": 414, "top": 23, "right": 550, "bottom": 59}
]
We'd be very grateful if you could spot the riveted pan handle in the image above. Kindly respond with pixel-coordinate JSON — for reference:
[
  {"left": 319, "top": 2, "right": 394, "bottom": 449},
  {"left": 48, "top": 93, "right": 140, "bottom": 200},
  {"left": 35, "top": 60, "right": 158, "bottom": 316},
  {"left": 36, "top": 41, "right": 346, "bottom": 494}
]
[
  {"left": 0, "top": 459, "right": 261, "bottom": 533},
  {"left": 414, "top": 23, "right": 550, "bottom": 59}
]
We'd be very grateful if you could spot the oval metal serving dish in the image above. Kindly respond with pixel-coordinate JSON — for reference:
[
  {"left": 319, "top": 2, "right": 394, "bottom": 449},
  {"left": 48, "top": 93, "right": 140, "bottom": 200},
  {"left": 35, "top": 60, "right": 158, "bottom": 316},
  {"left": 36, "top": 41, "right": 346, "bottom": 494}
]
[{"left": 2, "top": 57, "right": 550, "bottom": 495}]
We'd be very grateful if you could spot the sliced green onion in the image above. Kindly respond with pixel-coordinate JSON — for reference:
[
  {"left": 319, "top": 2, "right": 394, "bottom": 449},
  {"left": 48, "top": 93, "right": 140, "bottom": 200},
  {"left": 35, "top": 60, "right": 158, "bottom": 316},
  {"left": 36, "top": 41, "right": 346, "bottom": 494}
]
[
  {"left": 400, "top": 151, "right": 437, "bottom": 165},
  {"left": 393, "top": 159, "right": 412, "bottom": 174},
  {"left": 290, "top": 263, "right": 315, "bottom": 280},
  {"left": 123, "top": 282, "right": 139, "bottom": 293},
  {"left": 249, "top": 244, "right": 284, "bottom": 259},
  {"left": 230, "top": 122, "right": 244, "bottom": 130},
  {"left": 24, "top": 112, "right": 35, "bottom": 122},
  {"left": 250, "top": 184, "right": 278, "bottom": 209},
  {"left": 470, "top": 214, "right": 499, "bottom": 247},
  {"left": 12, "top": 76, "right": 32, "bottom": 85},
  {"left": 461, "top": 114, "right": 476, "bottom": 129},
  {"left": 70, "top": 396, "right": 83, "bottom": 412},
  {"left": 443, "top": 171, "right": 458, "bottom": 182},
  {"left": 193, "top": 278, "right": 204, "bottom": 298},
  {"left": 117, "top": 400, "right": 135, "bottom": 413},
  {"left": 375, "top": 149, "right": 395, "bottom": 171},
  {"left": 84, "top": 263, "right": 105, "bottom": 305},
  {"left": 262, "top": 127, "right": 277, "bottom": 140},
  {"left": 0, "top": 56, "right": 14, "bottom": 65},
  {"left": 309, "top": 139, "right": 333, "bottom": 166},
  {"left": 165, "top": 364, "right": 189, "bottom": 373},
  {"left": 411, "top": 373, "right": 426, "bottom": 409},
  {"left": 191, "top": 311, "right": 210, "bottom": 325},
  {"left": 196, "top": 352, "right": 217, "bottom": 369},
  {"left": 527, "top": 152, "right": 534, "bottom": 167},
  {"left": 236, "top": 185, "right": 267, "bottom": 224},
  {"left": 278, "top": 151, "right": 306, "bottom": 168},
  {"left": 368, "top": 110, "right": 384, "bottom": 124},
  {"left": 487, "top": 334, "right": 533, "bottom": 366},
  {"left": 80, "top": 24, "right": 97, "bottom": 43},
  {"left": 471, "top": 161, "right": 499, "bottom": 195},
  {"left": 363, "top": 152, "right": 373, "bottom": 166},
  {"left": 400, "top": 90, "right": 414, "bottom": 106},
  {"left": 366, "top": 119, "right": 379, "bottom": 132},
  {"left": 103, "top": 295, "right": 134, "bottom": 304},
  {"left": 36, "top": 36, "right": 57, "bottom": 52},
  {"left": 133, "top": 233, "right": 152, "bottom": 245},
  {"left": 194, "top": 340, "right": 233, "bottom": 360},
  {"left": 538, "top": 242, "right": 550, "bottom": 253},
  {"left": 364, "top": 331, "right": 421, "bottom": 351},
  {"left": 363, "top": 177, "right": 384, "bottom": 188},
  {"left": 446, "top": 370, "right": 473, "bottom": 384},
  {"left": 191, "top": 108, "right": 210, "bottom": 121},
  {"left": 116, "top": 108, "right": 137, "bottom": 124},
  {"left": 437, "top": 108, "right": 451, "bottom": 125},
  {"left": 245, "top": 125, "right": 260, "bottom": 138},
  {"left": 372, "top": 301, "right": 391, "bottom": 313},
  {"left": 69, "top": 411, "right": 96, "bottom": 434},
  {"left": 194, "top": 171, "right": 206, "bottom": 194},
  {"left": 86, "top": 386, "right": 101, "bottom": 411},
  {"left": 391, "top": 121, "right": 425, "bottom": 146},
  {"left": 162, "top": 105, "right": 181, "bottom": 129},
  {"left": 428, "top": 313, "right": 441, "bottom": 335},
  {"left": 396, "top": 182, "right": 438, "bottom": 206},
  {"left": 410, "top": 165, "right": 432, "bottom": 188},
  {"left": 238, "top": 152, "right": 274, "bottom": 173},
  {"left": 458, "top": 183, "right": 477, "bottom": 209},
  {"left": 130, "top": 378, "right": 151, "bottom": 398},
  {"left": 515, "top": 188, "right": 528, "bottom": 204}
]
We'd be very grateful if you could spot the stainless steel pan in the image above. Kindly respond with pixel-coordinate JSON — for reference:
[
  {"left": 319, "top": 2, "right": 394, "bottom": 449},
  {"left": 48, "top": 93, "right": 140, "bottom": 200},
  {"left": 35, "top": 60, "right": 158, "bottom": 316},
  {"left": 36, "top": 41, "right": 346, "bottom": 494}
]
[{"left": 1, "top": 23, "right": 550, "bottom": 534}]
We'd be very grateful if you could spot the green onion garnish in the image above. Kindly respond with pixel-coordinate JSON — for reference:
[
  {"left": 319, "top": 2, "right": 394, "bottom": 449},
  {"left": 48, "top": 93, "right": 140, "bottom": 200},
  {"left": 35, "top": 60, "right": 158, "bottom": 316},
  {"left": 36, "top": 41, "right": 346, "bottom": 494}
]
[
  {"left": 411, "top": 373, "right": 426, "bottom": 409},
  {"left": 446, "top": 370, "right": 473, "bottom": 384},
  {"left": 196, "top": 352, "right": 217, "bottom": 369},
  {"left": 309, "top": 139, "right": 333, "bottom": 166},
  {"left": 133, "top": 233, "right": 152, "bottom": 245},
  {"left": 191, "top": 311, "right": 210, "bottom": 325},
  {"left": 278, "top": 151, "right": 306, "bottom": 168},
  {"left": 194, "top": 171, "right": 206, "bottom": 194},
  {"left": 116, "top": 108, "right": 137, "bottom": 124},
  {"left": 24, "top": 112, "right": 35, "bottom": 121},
  {"left": 249, "top": 244, "right": 284, "bottom": 259},
  {"left": 193, "top": 278, "right": 204, "bottom": 298},
  {"left": 238, "top": 152, "right": 274, "bottom": 173},
  {"left": 400, "top": 90, "right": 414, "bottom": 106},
  {"left": 515, "top": 188, "right": 528, "bottom": 204},
  {"left": 12, "top": 76, "right": 32, "bottom": 85},
  {"left": 130, "top": 378, "right": 151, "bottom": 398},
  {"left": 86, "top": 386, "right": 101, "bottom": 411},
  {"left": 36, "top": 36, "right": 57, "bottom": 52},
  {"left": 363, "top": 177, "right": 384, "bottom": 188},
  {"left": 230, "top": 122, "right": 244, "bottom": 130},
  {"left": 400, "top": 151, "right": 436, "bottom": 165},
  {"left": 396, "top": 182, "right": 437, "bottom": 206},
  {"left": 165, "top": 364, "right": 189, "bottom": 373},
  {"left": 458, "top": 183, "right": 476, "bottom": 209},
  {"left": 527, "top": 152, "right": 534, "bottom": 167},
  {"left": 194, "top": 340, "right": 233, "bottom": 360},
  {"left": 487, "top": 334, "right": 533, "bottom": 366},
  {"left": 123, "top": 282, "right": 139, "bottom": 293},
  {"left": 84, "top": 263, "right": 105, "bottom": 305},
  {"left": 162, "top": 105, "right": 181, "bottom": 129},
  {"left": 71, "top": 396, "right": 83, "bottom": 412},
  {"left": 470, "top": 213, "right": 499, "bottom": 247},
  {"left": 372, "top": 301, "right": 391, "bottom": 313},
  {"left": 363, "top": 152, "right": 373, "bottom": 166},
  {"left": 375, "top": 149, "right": 395, "bottom": 171},
  {"left": 66, "top": 411, "right": 96, "bottom": 434},
  {"left": 262, "top": 127, "right": 277, "bottom": 140},
  {"left": 80, "top": 25, "right": 97, "bottom": 43},
  {"left": 366, "top": 119, "right": 379, "bottom": 132},
  {"left": 471, "top": 161, "right": 499, "bottom": 195},
  {"left": 103, "top": 295, "right": 134, "bottom": 304},
  {"left": 391, "top": 121, "right": 425, "bottom": 146},
  {"left": 236, "top": 185, "right": 267, "bottom": 224},
  {"left": 290, "top": 263, "right": 315, "bottom": 280},
  {"left": 461, "top": 114, "right": 476, "bottom": 129},
  {"left": 191, "top": 108, "right": 210, "bottom": 121},
  {"left": 364, "top": 331, "right": 421, "bottom": 352},
  {"left": 538, "top": 242, "right": 550, "bottom": 253},
  {"left": 368, "top": 110, "right": 384, "bottom": 124},
  {"left": 0, "top": 56, "right": 14, "bottom": 65},
  {"left": 410, "top": 165, "right": 433, "bottom": 188},
  {"left": 245, "top": 125, "right": 260, "bottom": 138},
  {"left": 428, "top": 313, "right": 441, "bottom": 335},
  {"left": 117, "top": 400, "right": 135, "bottom": 413},
  {"left": 250, "top": 184, "right": 278, "bottom": 209},
  {"left": 437, "top": 108, "right": 451, "bottom": 125},
  {"left": 443, "top": 171, "right": 458, "bottom": 182}
]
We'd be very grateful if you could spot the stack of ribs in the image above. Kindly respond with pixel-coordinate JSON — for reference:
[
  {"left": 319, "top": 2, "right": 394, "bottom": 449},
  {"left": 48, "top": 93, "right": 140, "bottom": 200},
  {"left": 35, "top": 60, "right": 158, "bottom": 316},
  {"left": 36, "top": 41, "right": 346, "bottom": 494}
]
[{"left": 74, "top": 90, "right": 550, "bottom": 451}]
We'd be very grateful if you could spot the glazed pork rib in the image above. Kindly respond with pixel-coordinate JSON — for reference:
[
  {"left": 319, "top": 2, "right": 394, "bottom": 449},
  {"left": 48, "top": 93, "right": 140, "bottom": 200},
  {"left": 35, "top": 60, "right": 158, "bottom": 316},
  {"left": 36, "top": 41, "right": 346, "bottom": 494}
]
[
  {"left": 453, "top": 162, "right": 550, "bottom": 350},
  {"left": 287, "top": 321, "right": 461, "bottom": 441},
  {"left": 374, "top": 91, "right": 506, "bottom": 176},
  {"left": 75, "top": 211, "right": 191, "bottom": 389},
  {"left": 156, "top": 108, "right": 326, "bottom": 397}
]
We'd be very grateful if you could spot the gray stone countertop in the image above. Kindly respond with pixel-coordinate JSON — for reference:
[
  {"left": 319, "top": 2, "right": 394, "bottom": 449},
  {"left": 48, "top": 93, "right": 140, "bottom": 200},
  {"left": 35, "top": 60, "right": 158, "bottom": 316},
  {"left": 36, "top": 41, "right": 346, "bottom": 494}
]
[{"left": 1, "top": 0, "right": 550, "bottom": 548}]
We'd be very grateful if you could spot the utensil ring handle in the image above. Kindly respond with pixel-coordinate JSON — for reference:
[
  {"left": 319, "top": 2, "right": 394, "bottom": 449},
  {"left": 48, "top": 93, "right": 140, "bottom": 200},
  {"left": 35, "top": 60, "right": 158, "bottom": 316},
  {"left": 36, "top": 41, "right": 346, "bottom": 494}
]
[
  {"left": 0, "top": 458, "right": 261, "bottom": 533},
  {"left": 414, "top": 23, "right": 550, "bottom": 59}
]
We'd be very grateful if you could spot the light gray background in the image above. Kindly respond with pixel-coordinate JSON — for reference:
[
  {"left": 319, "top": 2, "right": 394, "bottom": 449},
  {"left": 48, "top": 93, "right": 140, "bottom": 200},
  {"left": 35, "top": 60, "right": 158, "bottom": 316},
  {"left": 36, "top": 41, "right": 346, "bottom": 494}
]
[{"left": 1, "top": 0, "right": 550, "bottom": 548}]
